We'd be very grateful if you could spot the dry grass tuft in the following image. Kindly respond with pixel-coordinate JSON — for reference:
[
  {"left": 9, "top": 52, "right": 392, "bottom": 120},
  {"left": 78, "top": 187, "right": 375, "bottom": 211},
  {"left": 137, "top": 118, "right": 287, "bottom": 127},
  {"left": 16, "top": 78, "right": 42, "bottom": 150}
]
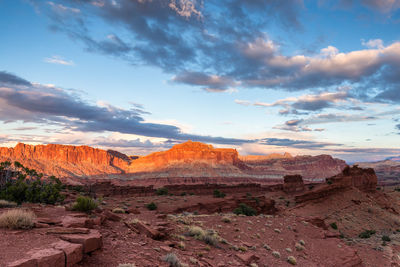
[
  {"left": 0, "top": 209, "right": 36, "bottom": 229},
  {"left": 0, "top": 199, "right": 17, "bottom": 208}
]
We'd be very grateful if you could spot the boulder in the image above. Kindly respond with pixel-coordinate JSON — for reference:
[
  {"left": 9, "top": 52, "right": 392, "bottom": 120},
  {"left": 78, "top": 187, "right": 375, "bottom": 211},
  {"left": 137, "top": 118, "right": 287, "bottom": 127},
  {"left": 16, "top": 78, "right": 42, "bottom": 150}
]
[
  {"left": 283, "top": 175, "right": 305, "bottom": 193},
  {"left": 235, "top": 252, "right": 260, "bottom": 265},
  {"left": 52, "top": 240, "right": 83, "bottom": 267},
  {"left": 60, "top": 230, "right": 103, "bottom": 253},
  {"left": 30, "top": 248, "right": 65, "bottom": 267}
]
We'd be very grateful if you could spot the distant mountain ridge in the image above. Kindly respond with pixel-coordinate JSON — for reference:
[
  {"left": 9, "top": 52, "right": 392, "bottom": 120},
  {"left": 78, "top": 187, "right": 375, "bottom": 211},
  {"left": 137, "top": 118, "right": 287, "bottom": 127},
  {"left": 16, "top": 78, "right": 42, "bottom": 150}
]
[{"left": 0, "top": 141, "right": 346, "bottom": 180}]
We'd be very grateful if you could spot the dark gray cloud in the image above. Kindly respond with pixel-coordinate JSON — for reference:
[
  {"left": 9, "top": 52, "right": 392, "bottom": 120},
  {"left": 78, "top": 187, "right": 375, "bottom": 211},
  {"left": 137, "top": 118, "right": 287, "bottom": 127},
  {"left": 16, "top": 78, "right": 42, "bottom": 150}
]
[
  {"left": 260, "top": 137, "right": 341, "bottom": 149},
  {"left": 0, "top": 71, "right": 253, "bottom": 145},
  {"left": 275, "top": 113, "right": 377, "bottom": 132},
  {"left": 31, "top": 0, "right": 400, "bottom": 101},
  {"left": 0, "top": 71, "right": 31, "bottom": 86}
]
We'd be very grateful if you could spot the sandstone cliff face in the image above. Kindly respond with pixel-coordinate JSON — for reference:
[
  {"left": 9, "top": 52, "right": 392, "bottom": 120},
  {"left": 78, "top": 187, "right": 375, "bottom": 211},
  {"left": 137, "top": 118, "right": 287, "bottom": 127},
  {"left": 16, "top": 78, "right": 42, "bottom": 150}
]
[
  {"left": 357, "top": 160, "right": 400, "bottom": 185},
  {"left": 0, "top": 143, "right": 129, "bottom": 177},
  {"left": 295, "top": 166, "right": 378, "bottom": 203},
  {"left": 0, "top": 141, "right": 347, "bottom": 181},
  {"left": 242, "top": 154, "right": 347, "bottom": 180},
  {"left": 127, "top": 140, "right": 242, "bottom": 173}
]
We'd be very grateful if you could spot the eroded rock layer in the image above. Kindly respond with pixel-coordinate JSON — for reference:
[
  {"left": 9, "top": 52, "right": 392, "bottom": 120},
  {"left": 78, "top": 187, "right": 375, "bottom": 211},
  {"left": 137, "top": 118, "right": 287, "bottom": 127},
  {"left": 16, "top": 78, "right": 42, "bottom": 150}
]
[{"left": 0, "top": 141, "right": 346, "bottom": 181}]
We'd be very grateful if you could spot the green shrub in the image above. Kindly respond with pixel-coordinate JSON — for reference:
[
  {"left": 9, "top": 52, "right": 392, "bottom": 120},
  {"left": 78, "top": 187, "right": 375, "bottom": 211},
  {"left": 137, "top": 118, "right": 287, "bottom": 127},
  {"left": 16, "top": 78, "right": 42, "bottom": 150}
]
[
  {"left": 233, "top": 203, "right": 257, "bottom": 216},
  {"left": 213, "top": 189, "right": 226, "bottom": 198},
  {"left": 146, "top": 202, "right": 157, "bottom": 210},
  {"left": 382, "top": 235, "right": 391, "bottom": 242},
  {"left": 327, "top": 180, "right": 333, "bottom": 185},
  {"left": 0, "top": 161, "right": 64, "bottom": 205},
  {"left": 156, "top": 187, "right": 169, "bottom": 196},
  {"left": 72, "top": 196, "right": 98, "bottom": 213},
  {"left": 330, "top": 222, "right": 338, "bottom": 230},
  {"left": 359, "top": 230, "right": 376, "bottom": 239}
]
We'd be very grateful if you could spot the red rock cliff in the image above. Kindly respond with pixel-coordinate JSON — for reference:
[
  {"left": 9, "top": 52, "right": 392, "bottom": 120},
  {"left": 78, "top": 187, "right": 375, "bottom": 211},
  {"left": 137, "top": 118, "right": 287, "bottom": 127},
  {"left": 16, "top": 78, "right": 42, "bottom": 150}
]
[
  {"left": 127, "top": 140, "right": 242, "bottom": 173},
  {"left": 0, "top": 143, "right": 129, "bottom": 177}
]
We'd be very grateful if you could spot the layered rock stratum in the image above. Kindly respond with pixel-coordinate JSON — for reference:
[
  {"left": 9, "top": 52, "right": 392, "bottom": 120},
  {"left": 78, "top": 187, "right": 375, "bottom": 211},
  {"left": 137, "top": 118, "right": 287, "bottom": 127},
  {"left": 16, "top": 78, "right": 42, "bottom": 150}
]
[
  {"left": 356, "top": 159, "right": 400, "bottom": 185},
  {"left": 0, "top": 141, "right": 346, "bottom": 180}
]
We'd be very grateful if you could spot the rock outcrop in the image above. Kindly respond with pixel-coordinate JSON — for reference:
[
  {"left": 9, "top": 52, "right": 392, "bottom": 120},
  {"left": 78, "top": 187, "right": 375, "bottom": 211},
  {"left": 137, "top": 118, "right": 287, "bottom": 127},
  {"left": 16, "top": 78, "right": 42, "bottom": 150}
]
[
  {"left": 295, "top": 165, "right": 378, "bottom": 203},
  {"left": 356, "top": 160, "right": 400, "bottom": 185},
  {"left": 0, "top": 141, "right": 346, "bottom": 181},
  {"left": 127, "top": 140, "right": 244, "bottom": 173},
  {"left": 283, "top": 175, "right": 305, "bottom": 193},
  {"left": 0, "top": 143, "right": 129, "bottom": 177}
]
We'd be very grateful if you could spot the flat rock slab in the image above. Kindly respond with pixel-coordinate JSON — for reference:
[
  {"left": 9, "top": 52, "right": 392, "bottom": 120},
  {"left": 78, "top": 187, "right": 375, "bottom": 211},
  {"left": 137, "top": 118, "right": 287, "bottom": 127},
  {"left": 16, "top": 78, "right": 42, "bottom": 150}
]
[
  {"left": 235, "top": 252, "right": 260, "bottom": 265},
  {"left": 46, "top": 227, "right": 90, "bottom": 235},
  {"left": 62, "top": 216, "right": 89, "bottom": 228},
  {"left": 8, "top": 248, "right": 65, "bottom": 267},
  {"left": 53, "top": 240, "right": 83, "bottom": 267},
  {"left": 60, "top": 230, "right": 103, "bottom": 253},
  {"left": 36, "top": 218, "right": 62, "bottom": 225}
]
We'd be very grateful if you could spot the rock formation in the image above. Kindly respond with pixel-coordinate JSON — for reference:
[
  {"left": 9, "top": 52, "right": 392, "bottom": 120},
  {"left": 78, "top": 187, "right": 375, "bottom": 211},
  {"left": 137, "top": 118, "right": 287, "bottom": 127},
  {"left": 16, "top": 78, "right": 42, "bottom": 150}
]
[
  {"left": 283, "top": 175, "right": 305, "bottom": 193},
  {"left": 0, "top": 143, "right": 129, "bottom": 177},
  {"left": 0, "top": 141, "right": 347, "bottom": 181},
  {"left": 295, "top": 165, "right": 378, "bottom": 203},
  {"left": 356, "top": 160, "right": 400, "bottom": 185}
]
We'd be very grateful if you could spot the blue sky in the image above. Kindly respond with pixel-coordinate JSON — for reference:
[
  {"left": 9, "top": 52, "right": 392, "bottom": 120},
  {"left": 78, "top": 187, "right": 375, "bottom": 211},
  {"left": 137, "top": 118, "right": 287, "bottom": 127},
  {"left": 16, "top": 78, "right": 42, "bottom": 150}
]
[{"left": 0, "top": 0, "right": 400, "bottom": 162}]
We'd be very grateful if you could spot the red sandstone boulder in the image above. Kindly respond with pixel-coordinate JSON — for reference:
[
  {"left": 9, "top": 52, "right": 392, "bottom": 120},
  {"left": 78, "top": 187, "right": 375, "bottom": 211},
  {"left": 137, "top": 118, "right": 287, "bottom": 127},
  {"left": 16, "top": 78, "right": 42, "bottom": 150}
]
[
  {"left": 30, "top": 248, "right": 65, "bottom": 267},
  {"left": 235, "top": 252, "right": 260, "bottom": 265},
  {"left": 60, "top": 230, "right": 103, "bottom": 253},
  {"left": 52, "top": 240, "right": 83, "bottom": 267}
]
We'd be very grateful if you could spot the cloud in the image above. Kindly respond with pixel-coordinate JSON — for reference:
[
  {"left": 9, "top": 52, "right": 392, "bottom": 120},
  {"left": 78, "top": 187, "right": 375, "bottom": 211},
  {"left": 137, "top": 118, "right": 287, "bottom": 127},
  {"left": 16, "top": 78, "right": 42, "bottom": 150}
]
[
  {"left": 171, "top": 71, "right": 238, "bottom": 92},
  {"left": 44, "top": 55, "right": 74, "bottom": 66},
  {"left": 236, "top": 87, "right": 354, "bottom": 114},
  {"left": 339, "top": 0, "right": 400, "bottom": 13},
  {"left": 0, "top": 70, "right": 253, "bottom": 146},
  {"left": 362, "top": 38, "right": 384, "bottom": 49},
  {"left": 0, "top": 71, "right": 31, "bottom": 86},
  {"left": 275, "top": 113, "right": 377, "bottom": 131},
  {"left": 260, "top": 137, "right": 341, "bottom": 149}
]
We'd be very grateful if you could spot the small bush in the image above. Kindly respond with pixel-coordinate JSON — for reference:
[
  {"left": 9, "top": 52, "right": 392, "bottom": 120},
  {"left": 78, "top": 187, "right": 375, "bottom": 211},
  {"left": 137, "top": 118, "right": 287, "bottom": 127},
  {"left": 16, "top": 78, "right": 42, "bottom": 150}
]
[
  {"left": 382, "top": 235, "right": 391, "bottom": 242},
  {"left": 163, "top": 253, "right": 186, "bottom": 267},
  {"left": 187, "top": 226, "right": 219, "bottom": 246},
  {"left": 359, "top": 230, "right": 376, "bottom": 239},
  {"left": 156, "top": 187, "right": 169, "bottom": 196},
  {"left": 213, "top": 189, "right": 226, "bottom": 198},
  {"left": 112, "top": 207, "right": 125, "bottom": 214},
  {"left": 0, "top": 199, "right": 17, "bottom": 208},
  {"left": 327, "top": 180, "right": 333, "bottom": 185},
  {"left": 395, "top": 188, "right": 400, "bottom": 192},
  {"left": 146, "top": 202, "right": 157, "bottom": 210},
  {"left": 0, "top": 209, "right": 36, "bottom": 229},
  {"left": 72, "top": 196, "right": 98, "bottom": 213},
  {"left": 233, "top": 203, "right": 257, "bottom": 216},
  {"left": 330, "top": 222, "right": 338, "bottom": 230},
  {"left": 221, "top": 216, "right": 231, "bottom": 223}
]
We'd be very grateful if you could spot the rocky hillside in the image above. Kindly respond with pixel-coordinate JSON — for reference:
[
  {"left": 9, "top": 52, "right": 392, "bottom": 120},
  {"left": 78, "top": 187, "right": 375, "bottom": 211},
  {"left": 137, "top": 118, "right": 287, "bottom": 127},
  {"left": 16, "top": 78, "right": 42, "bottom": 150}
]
[
  {"left": 0, "top": 141, "right": 346, "bottom": 180},
  {"left": 356, "top": 159, "right": 400, "bottom": 185}
]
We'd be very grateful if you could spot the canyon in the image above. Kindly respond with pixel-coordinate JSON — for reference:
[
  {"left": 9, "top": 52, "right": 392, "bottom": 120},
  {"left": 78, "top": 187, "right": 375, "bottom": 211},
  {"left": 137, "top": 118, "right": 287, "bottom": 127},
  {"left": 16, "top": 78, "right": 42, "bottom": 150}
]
[{"left": 0, "top": 141, "right": 347, "bottom": 183}]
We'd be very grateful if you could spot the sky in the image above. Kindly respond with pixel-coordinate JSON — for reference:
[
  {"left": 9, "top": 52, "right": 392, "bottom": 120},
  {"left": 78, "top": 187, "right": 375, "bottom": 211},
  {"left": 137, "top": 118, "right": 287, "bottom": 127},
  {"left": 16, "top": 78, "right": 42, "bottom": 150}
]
[{"left": 0, "top": 0, "right": 400, "bottom": 162}]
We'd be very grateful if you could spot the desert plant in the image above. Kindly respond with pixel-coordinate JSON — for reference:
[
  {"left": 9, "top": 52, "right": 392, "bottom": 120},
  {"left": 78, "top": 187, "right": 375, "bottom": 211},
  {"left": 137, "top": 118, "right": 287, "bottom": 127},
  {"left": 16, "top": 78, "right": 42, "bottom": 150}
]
[
  {"left": 146, "top": 202, "right": 157, "bottom": 210},
  {"left": 156, "top": 187, "right": 169, "bottom": 196},
  {"left": 213, "top": 189, "right": 226, "bottom": 198},
  {"left": 0, "top": 199, "right": 17, "bottom": 208},
  {"left": 0, "top": 209, "right": 36, "bottom": 229},
  {"left": 233, "top": 203, "right": 257, "bottom": 216},
  {"left": 359, "top": 230, "right": 376, "bottom": 239},
  {"left": 187, "top": 226, "right": 219, "bottom": 246},
  {"left": 221, "top": 216, "right": 231, "bottom": 223},
  {"left": 72, "top": 196, "right": 98, "bottom": 213},
  {"left": 330, "top": 222, "right": 338, "bottom": 230},
  {"left": 382, "top": 235, "right": 391, "bottom": 242},
  {"left": 0, "top": 161, "right": 64, "bottom": 205},
  {"left": 112, "top": 207, "right": 125, "bottom": 214},
  {"left": 163, "top": 253, "right": 186, "bottom": 267}
]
